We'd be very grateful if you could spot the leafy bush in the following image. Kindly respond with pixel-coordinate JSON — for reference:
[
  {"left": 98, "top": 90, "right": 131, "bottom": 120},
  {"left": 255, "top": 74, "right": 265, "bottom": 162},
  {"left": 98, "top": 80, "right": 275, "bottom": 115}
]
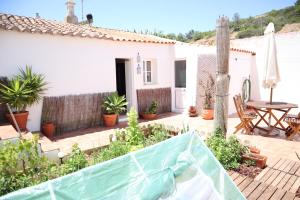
[
  {"left": 102, "top": 93, "right": 128, "bottom": 114},
  {"left": 126, "top": 107, "right": 144, "bottom": 145},
  {"left": 61, "top": 144, "right": 88, "bottom": 174},
  {"left": 144, "top": 124, "right": 169, "bottom": 146},
  {"left": 0, "top": 137, "right": 58, "bottom": 196},
  {"left": 206, "top": 128, "right": 247, "bottom": 170},
  {"left": 145, "top": 101, "right": 158, "bottom": 114},
  {"left": 92, "top": 141, "right": 130, "bottom": 163}
]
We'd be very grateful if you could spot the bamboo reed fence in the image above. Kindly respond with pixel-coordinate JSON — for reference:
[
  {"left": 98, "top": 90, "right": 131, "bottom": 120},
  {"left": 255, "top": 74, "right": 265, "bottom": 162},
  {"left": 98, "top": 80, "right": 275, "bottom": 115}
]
[
  {"left": 136, "top": 87, "right": 171, "bottom": 114},
  {"left": 41, "top": 92, "right": 112, "bottom": 135}
]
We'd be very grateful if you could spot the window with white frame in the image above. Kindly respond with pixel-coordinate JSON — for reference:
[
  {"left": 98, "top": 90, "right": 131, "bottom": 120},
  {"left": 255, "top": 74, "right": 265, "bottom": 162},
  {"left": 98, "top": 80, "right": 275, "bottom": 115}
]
[{"left": 143, "top": 60, "right": 156, "bottom": 84}]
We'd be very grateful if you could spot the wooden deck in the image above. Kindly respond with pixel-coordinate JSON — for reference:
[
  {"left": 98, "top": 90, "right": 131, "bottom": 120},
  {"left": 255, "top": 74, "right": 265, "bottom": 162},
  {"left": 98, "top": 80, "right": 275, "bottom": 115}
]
[{"left": 229, "top": 158, "right": 300, "bottom": 200}]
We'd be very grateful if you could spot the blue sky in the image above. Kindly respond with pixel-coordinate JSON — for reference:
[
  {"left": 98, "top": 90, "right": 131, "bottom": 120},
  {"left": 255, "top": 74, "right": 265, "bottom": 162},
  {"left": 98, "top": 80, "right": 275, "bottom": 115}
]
[{"left": 0, "top": 0, "right": 296, "bottom": 34}]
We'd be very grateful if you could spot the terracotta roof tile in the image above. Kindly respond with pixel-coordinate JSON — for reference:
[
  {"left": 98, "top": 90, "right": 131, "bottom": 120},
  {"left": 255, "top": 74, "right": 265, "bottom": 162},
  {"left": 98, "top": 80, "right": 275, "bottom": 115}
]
[
  {"left": 230, "top": 47, "right": 256, "bottom": 55},
  {"left": 0, "top": 13, "right": 175, "bottom": 44}
]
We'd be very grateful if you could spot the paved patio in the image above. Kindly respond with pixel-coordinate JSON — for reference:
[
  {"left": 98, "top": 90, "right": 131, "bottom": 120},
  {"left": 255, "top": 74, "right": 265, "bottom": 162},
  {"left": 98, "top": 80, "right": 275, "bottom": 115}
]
[{"left": 38, "top": 112, "right": 300, "bottom": 166}]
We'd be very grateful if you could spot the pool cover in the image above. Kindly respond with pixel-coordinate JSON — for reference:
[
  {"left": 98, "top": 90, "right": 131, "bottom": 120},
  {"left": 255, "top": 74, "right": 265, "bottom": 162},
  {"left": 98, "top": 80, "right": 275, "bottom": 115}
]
[{"left": 1, "top": 132, "right": 245, "bottom": 200}]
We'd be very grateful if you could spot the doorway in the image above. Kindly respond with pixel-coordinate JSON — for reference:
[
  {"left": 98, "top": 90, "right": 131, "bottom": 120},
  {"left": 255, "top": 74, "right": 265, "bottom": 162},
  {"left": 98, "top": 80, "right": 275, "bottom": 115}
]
[
  {"left": 115, "top": 59, "right": 126, "bottom": 97},
  {"left": 175, "top": 60, "right": 187, "bottom": 110},
  {"left": 115, "top": 58, "right": 133, "bottom": 114}
]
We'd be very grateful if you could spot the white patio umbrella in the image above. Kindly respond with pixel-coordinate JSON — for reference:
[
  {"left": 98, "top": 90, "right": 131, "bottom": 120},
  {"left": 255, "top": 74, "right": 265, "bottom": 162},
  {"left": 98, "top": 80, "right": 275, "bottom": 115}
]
[{"left": 262, "top": 22, "right": 280, "bottom": 104}]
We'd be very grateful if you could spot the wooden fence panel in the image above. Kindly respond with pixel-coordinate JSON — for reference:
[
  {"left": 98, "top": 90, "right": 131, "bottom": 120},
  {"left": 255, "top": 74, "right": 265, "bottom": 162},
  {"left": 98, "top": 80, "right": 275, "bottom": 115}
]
[
  {"left": 0, "top": 77, "right": 8, "bottom": 124},
  {"left": 41, "top": 92, "right": 112, "bottom": 135},
  {"left": 136, "top": 87, "right": 171, "bottom": 114}
]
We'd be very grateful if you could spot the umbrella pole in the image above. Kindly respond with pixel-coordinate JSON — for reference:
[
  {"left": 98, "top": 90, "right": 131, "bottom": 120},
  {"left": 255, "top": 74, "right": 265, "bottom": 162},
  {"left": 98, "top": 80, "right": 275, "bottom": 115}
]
[{"left": 270, "top": 87, "right": 273, "bottom": 104}]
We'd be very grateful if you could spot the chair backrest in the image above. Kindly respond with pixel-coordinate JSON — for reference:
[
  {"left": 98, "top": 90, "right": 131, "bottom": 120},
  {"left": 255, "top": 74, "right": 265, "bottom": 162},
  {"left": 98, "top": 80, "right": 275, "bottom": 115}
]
[{"left": 233, "top": 94, "right": 246, "bottom": 119}]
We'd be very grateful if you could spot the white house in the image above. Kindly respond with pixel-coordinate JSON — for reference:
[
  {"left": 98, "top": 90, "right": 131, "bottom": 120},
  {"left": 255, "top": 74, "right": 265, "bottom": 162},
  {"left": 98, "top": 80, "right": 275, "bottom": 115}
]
[{"left": 0, "top": 1, "right": 256, "bottom": 132}]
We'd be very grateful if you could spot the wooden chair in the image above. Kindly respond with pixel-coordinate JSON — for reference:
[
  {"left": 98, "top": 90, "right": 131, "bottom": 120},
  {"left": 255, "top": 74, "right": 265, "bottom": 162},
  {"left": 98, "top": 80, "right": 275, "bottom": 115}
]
[
  {"left": 233, "top": 95, "right": 257, "bottom": 134},
  {"left": 284, "top": 113, "right": 300, "bottom": 140}
]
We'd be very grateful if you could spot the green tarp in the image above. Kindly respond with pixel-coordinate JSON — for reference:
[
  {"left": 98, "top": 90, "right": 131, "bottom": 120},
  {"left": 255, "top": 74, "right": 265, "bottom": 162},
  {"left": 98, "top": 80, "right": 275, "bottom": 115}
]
[{"left": 1, "top": 132, "right": 245, "bottom": 200}]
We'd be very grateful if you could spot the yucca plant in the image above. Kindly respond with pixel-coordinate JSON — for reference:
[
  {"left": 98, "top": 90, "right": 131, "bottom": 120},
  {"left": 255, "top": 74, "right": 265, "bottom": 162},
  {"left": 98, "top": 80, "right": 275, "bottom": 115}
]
[{"left": 102, "top": 93, "right": 128, "bottom": 115}]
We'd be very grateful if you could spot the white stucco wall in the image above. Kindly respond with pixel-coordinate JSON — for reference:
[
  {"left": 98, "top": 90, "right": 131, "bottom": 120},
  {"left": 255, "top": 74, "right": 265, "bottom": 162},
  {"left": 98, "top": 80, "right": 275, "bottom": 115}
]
[
  {"left": 0, "top": 30, "right": 174, "bottom": 131},
  {"left": 173, "top": 43, "right": 254, "bottom": 115},
  {"left": 231, "top": 32, "right": 300, "bottom": 114}
]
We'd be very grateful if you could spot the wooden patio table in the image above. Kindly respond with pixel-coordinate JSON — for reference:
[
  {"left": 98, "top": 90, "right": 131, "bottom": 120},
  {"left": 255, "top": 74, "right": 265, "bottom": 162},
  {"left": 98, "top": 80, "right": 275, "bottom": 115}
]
[{"left": 245, "top": 101, "right": 298, "bottom": 134}]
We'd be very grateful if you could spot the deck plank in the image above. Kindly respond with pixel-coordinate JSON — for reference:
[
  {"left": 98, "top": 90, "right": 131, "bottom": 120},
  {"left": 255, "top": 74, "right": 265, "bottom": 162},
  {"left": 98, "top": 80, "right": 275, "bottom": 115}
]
[
  {"left": 290, "top": 162, "right": 300, "bottom": 175},
  {"left": 265, "top": 169, "right": 281, "bottom": 185},
  {"left": 290, "top": 177, "right": 300, "bottom": 193},
  {"left": 281, "top": 191, "right": 296, "bottom": 200},
  {"left": 271, "top": 172, "right": 286, "bottom": 187},
  {"left": 257, "top": 185, "right": 277, "bottom": 200},
  {"left": 279, "top": 160, "right": 292, "bottom": 171},
  {"left": 277, "top": 174, "right": 292, "bottom": 189},
  {"left": 255, "top": 167, "right": 270, "bottom": 181},
  {"left": 243, "top": 181, "right": 261, "bottom": 198},
  {"left": 273, "top": 159, "right": 286, "bottom": 170},
  {"left": 260, "top": 169, "right": 275, "bottom": 183},
  {"left": 283, "top": 175, "right": 297, "bottom": 191},
  {"left": 283, "top": 160, "right": 296, "bottom": 173},
  {"left": 295, "top": 167, "right": 300, "bottom": 177},
  {"left": 269, "top": 189, "right": 286, "bottom": 200},
  {"left": 234, "top": 175, "right": 247, "bottom": 186},
  {"left": 238, "top": 177, "right": 253, "bottom": 192},
  {"left": 248, "top": 183, "right": 268, "bottom": 200},
  {"left": 268, "top": 157, "right": 281, "bottom": 168},
  {"left": 230, "top": 171, "right": 240, "bottom": 180}
]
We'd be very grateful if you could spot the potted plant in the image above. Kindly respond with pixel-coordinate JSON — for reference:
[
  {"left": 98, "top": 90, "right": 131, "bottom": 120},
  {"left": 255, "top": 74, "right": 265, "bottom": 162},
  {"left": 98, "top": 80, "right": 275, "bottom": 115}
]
[
  {"left": 242, "top": 153, "right": 267, "bottom": 169},
  {"left": 188, "top": 106, "right": 198, "bottom": 117},
  {"left": 141, "top": 101, "right": 158, "bottom": 120},
  {"left": 0, "top": 66, "right": 47, "bottom": 131},
  {"left": 102, "top": 93, "right": 127, "bottom": 127},
  {"left": 199, "top": 71, "right": 215, "bottom": 120},
  {"left": 42, "top": 122, "right": 55, "bottom": 139}
]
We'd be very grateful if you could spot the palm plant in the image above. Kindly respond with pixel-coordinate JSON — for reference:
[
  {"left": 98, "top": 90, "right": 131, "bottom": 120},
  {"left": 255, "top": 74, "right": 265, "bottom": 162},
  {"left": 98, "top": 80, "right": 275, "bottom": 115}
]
[
  {"left": 0, "top": 66, "right": 47, "bottom": 113},
  {"left": 102, "top": 93, "right": 128, "bottom": 114}
]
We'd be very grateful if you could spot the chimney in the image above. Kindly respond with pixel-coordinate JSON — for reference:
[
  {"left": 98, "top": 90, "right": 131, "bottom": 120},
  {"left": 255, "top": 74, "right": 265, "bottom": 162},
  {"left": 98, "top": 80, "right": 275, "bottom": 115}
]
[
  {"left": 86, "top": 14, "right": 93, "bottom": 25},
  {"left": 65, "top": 0, "right": 78, "bottom": 24},
  {"left": 35, "top": 13, "right": 40, "bottom": 19}
]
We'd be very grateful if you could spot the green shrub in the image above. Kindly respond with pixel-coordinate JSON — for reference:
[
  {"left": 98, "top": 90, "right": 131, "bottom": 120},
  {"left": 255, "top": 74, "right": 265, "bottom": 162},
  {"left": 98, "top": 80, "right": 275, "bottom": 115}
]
[
  {"left": 206, "top": 128, "right": 247, "bottom": 170},
  {"left": 61, "top": 144, "right": 88, "bottom": 175},
  {"left": 145, "top": 101, "right": 158, "bottom": 114},
  {"left": 92, "top": 141, "right": 130, "bottom": 163},
  {"left": 0, "top": 137, "right": 58, "bottom": 196},
  {"left": 126, "top": 107, "right": 144, "bottom": 145},
  {"left": 144, "top": 124, "right": 169, "bottom": 146}
]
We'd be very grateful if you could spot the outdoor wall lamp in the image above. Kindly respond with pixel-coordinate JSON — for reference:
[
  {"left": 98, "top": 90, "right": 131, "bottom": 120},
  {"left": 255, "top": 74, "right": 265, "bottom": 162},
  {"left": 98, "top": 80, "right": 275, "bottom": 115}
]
[
  {"left": 137, "top": 52, "right": 141, "bottom": 63},
  {"left": 137, "top": 63, "right": 142, "bottom": 74},
  {"left": 136, "top": 52, "right": 141, "bottom": 74}
]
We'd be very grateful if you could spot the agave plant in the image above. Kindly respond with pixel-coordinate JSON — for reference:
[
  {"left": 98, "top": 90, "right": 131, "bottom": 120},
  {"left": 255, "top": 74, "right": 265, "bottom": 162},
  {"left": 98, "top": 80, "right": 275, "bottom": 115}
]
[
  {"left": 19, "top": 66, "right": 47, "bottom": 106},
  {"left": 0, "top": 66, "right": 47, "bottom": 112},
  {"left": 102, "top": 93, "right": 128, "bottom": 115}
]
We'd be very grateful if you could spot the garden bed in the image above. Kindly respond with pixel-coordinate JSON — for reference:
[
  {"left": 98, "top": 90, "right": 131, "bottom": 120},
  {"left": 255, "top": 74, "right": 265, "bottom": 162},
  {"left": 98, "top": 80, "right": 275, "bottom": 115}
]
[{"left": 232, "top": 163, "right": 263, "bottom": 179}]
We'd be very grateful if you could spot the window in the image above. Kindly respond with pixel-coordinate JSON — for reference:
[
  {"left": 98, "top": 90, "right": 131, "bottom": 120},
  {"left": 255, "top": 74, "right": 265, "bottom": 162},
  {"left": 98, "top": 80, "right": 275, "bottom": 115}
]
[
  {"left": 175, "top": 60, "right": 186, "bottom": 88},
  {"left": 143, "top": 60, "right": 153, "bottom": 84}
]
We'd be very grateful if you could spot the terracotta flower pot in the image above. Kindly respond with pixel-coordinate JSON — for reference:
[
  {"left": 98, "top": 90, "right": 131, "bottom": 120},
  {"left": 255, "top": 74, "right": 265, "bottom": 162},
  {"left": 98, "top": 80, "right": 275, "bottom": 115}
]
[
  {"left": 249, "top": 146, "right": 260, "bottom": 154},
  {"left": 42, "top": 122, "right": 55, "bottom": 139},
  {"left": 201, "top": 109, "right": 214, "bottom": 120},
  {"left": 141, "top": 113, "right": 157, "bottom": 120},
  {"left": 103, "top": 114, "right": 118, "bottom": 127},
  {"left": 242, "top": 153, "right": 267, "bottom": 169},
  {"left": 6, "top": 111, "right": 29, "bottom": 131},
  {"left": 189, "top": 106, "right": 198, "bottom": 117}
]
